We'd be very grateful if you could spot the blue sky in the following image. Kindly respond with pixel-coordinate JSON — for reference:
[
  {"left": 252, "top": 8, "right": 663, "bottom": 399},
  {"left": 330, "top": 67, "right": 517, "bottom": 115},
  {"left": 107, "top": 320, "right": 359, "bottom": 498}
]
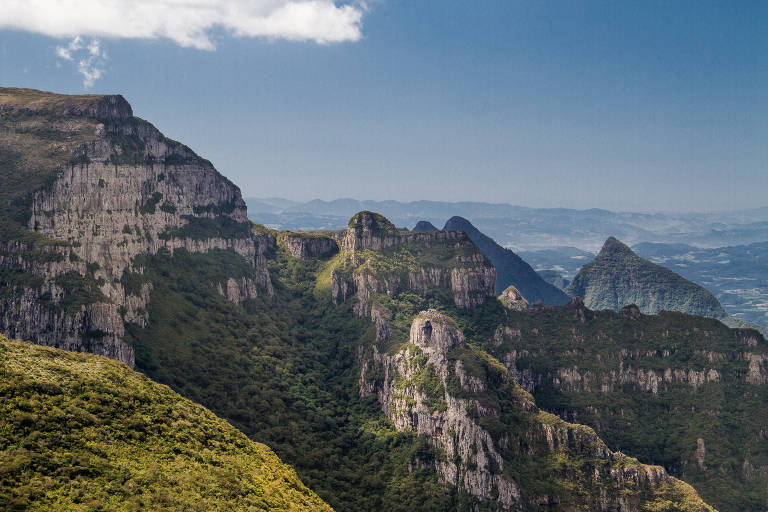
[{"left": 1, "top": 0, "right": 766, "bottom": 212}]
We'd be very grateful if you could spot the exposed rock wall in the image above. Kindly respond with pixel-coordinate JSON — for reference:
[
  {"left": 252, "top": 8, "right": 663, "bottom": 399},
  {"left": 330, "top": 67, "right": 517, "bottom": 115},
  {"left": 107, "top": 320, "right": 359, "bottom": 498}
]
[
  {"left": 0, "top": 93, "right": 274, "bottom": 366},
  {"left": 281, "top": 234, "right": 339, "bottom": 260},
  {"left": 330, "top": 212, "right": 496, "bottom": 339},
  {"left": 359, "top": 310, "right": 714, "bottom": 511},
  {"left": 493, "top": 301, "right": 768, "bottom": 511}
]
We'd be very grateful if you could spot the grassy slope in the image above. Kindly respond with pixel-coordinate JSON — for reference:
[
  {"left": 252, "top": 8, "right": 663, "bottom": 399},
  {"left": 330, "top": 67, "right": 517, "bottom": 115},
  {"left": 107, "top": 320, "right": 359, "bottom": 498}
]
[
  {"left": 0, "top": 335, "right": 332, "bottom": 512},
  {"left": 565, "top": 237, "right": 728, "bottom": 318},
  {"left": 493, "top": 306, "right": 768, "bottom": 511}
]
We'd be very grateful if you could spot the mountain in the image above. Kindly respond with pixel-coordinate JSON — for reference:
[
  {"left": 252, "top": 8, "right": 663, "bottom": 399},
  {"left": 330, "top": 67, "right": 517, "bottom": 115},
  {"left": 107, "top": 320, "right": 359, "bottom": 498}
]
[
  {"left": 412, "top": 220, "right": 439, "bottom": 232},
  {"left": 565, "top": 237, "right": 728, "bottom": 318},
  {"left": 442, "top": 216, "right": 570, "bottom": 306},
  {"left": 0, "top": 88, "right": 272, "bottom": 366},
  {"left": 0, "top": 335, "right": 332, "bottom": 511},
  {"left": 0, "top": 88, "right": 743, "bottom": 510}
]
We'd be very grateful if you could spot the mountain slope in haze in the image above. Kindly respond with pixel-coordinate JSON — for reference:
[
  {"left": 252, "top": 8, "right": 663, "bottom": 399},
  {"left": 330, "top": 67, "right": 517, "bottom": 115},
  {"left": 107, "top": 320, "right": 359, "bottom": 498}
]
[
  {"left": 412, "top": 220, "right": 439, "bottom": 232},
  {"left": 0, "top": 335, "right": 332, "bottom": 512},
  {"left": 566, "top": 237, "right": 728, "bottom": 318},
  {"left": 442, "top": 216, "right": 570, "bottom": 305},
  {"left": 246, "top": 196, "right": 768, "bottom": 251}
]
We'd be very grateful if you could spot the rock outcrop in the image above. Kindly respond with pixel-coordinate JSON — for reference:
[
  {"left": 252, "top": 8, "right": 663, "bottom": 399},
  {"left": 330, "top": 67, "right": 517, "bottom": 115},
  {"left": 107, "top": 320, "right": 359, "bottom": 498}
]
[
  {"left": 0, "top": 88, "right": 274, "bottom": 366},
  {"left": 359, "top": 310, "right": 714, "bottom": 511},
  {"left": 280, "top": 233, "right": 339, "bottom": 259},
  {"left": 499, "top": 285, "right": 528, "bottom": 311},
  {"left": 330, "top": 212, "right": 496, "bottom": 338}
]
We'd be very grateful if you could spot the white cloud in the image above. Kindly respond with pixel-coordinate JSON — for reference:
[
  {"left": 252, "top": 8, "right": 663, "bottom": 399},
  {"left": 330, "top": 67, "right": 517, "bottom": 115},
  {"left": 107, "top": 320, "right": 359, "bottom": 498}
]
[
  {"left": 0, "top": 0, "right": 366, "bottom": 49},
  {"left": 55, "top": 36, "right": 107, "bottom": 88}
]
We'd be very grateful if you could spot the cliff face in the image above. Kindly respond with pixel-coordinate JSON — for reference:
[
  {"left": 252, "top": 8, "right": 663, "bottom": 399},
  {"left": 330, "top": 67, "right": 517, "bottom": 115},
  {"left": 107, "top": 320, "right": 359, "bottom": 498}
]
[
  {"left": 0, "top": 88, "right": 274, "bottom": 366},
  {"left": 493, "top": 300, "right": 768, "bottom": 511},
  {"left": 329, "top": 212, "right": 496, "bottom": 338},
  {"left": 280, "top": 232, "right": 339, "bottom": 259},
  {"left": 565, "top": 237, "right": 728, "bottom": 318},
  {"left": 359, "top": 310, "right": 714, "bottom": 511}
]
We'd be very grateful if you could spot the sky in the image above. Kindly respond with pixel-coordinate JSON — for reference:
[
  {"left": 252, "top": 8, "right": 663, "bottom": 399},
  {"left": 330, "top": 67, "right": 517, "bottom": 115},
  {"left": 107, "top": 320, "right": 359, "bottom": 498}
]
[{"left": 0, "top": 0, "right": 766, "bottom": 212}]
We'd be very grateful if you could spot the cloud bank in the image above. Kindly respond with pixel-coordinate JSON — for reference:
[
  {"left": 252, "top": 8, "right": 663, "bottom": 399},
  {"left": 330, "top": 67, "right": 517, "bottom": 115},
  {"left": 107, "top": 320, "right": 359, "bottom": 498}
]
[{"left": 0, "top": 0, "right": 366, "bottom": 49}]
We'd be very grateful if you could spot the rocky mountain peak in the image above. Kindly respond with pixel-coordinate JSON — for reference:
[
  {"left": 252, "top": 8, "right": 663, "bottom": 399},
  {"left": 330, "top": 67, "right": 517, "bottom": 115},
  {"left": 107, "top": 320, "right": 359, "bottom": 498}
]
[
  {"left": 347, "top": 210, "right": 398, "bottom": 233},
  {"left": 599, "top": 236, "right": 635, "bottom": 256},
  {"left": 443, "top": 215, "right": 475, "bottom": 234}
]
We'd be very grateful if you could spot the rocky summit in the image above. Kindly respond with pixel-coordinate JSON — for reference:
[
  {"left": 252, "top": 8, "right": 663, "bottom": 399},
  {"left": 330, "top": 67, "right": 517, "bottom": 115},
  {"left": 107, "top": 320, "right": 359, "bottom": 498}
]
[{"left": 4, "top": 88, "right": 762, "bottom": 511}]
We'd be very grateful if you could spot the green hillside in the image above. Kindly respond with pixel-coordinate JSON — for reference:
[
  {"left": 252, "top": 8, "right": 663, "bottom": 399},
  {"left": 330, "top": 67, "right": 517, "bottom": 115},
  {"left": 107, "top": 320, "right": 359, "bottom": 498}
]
[
  {"left": 565, "top": 237, "right": 728, "bottom": 318},
  {"left": 491, "top": 302, "right": 768, "bottom": 511},
  {"left": 0, "top": 335, "right": 333, "bottom": 512}
]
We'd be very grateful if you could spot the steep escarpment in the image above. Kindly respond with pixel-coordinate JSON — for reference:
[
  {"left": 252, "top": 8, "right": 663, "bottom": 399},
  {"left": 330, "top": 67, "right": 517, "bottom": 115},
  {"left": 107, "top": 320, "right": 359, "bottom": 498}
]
[
  {"left": 442, "top": 216, "right": 570, "bottom": 306},
  {"left": 359, "top": 310, "right": 714, "bottom": 511},
  {"left": 279, "top": 231, "right": 340, "bottom": 259},
  {"left": 565, "top": 237, "right": 728, "bottom": 318},
  {"left": 0, "top": 88, "right": 274, "bottom": 365},
  {"left": 327, "top": 211, "right": 496, "bottom": 339},
  {"left": 492, "top": 299, "right": 768, "bottom": 510},
  {"left": 0, "top": 335, "right": 332, "bottom": 512}
]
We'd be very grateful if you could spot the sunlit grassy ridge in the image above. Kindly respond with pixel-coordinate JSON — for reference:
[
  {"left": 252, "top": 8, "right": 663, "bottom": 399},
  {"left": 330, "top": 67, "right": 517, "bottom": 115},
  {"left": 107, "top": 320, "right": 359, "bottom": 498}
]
[{"left": 0, "top": 335, "right": 333, "bottom": 512}]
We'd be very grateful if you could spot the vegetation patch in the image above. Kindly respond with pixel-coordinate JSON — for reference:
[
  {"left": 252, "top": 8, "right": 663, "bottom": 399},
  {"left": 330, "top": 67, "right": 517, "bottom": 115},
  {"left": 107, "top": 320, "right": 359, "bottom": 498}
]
[{"left": 0, "top": 335, "right": 333, "bottom": 512}]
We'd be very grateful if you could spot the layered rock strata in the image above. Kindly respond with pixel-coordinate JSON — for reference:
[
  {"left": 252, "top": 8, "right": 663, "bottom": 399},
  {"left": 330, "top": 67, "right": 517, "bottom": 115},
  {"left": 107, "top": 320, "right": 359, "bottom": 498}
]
[
  {"left": 0, "top": 89, "right": 274, "bottom": 365},
  {"left": 330, "top": 212, "right": 496, "bottom": 339},
  {"left": 359, "top": 310, "right": 714, "bottom": 510}
]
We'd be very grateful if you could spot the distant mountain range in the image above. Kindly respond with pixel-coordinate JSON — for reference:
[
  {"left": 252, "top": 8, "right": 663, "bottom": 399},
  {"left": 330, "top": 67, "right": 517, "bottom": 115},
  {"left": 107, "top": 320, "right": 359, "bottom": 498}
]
[{"left": 246, "top": 197, "right": 768, "bottom": 252}]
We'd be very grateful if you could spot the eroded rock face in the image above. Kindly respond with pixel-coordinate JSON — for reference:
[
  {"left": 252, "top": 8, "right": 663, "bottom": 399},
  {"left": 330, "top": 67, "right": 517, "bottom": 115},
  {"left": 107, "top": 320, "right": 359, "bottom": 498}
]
[
  {"left": 330, "top": 212, "right": 496, "bottom": 339},
  {"left": 281, "top": 234, "right": 339, "bottom": 260},
  {"left": 494, "top": 306, "right": 768, "bottom": 510},
  {"left": 359, "top": 310, "right": 713, "bottom": 511},
  {"left": 0, "top": 93, "right": 274, "bottom": 366}
]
